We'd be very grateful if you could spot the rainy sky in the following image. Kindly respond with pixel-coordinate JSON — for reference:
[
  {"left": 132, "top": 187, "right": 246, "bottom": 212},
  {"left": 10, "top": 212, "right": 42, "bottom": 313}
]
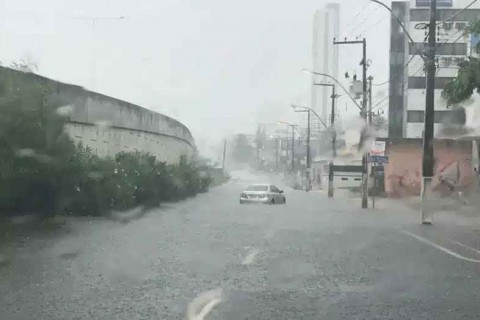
[{"left": 0, "top": 0, "right": 391, "bottom": 156}]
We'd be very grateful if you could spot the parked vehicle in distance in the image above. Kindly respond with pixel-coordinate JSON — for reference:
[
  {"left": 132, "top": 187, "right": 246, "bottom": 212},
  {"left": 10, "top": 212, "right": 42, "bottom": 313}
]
[{"left": 239, "top": 184, "right": 286, "bottom": 204}]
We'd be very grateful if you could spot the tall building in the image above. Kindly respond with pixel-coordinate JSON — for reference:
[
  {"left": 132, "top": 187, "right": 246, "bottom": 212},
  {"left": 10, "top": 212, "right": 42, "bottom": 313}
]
[
  {"left": 388, "top": 0, "right": 480, "bottom": 139},
  {"left": 312, "top": 3, "right": 340, "bottom": 122}
]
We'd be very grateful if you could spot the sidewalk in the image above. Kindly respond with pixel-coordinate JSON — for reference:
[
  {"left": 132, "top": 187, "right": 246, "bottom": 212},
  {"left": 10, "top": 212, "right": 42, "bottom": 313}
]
[{"left": 332, "top": 186, "right": 480, "bottom": 220}]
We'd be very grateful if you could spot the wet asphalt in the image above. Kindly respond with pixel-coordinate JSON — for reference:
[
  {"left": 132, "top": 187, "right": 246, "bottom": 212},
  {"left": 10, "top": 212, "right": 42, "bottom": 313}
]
[{"left": 2, "top": 171, "right": 480, "bottom": 319}]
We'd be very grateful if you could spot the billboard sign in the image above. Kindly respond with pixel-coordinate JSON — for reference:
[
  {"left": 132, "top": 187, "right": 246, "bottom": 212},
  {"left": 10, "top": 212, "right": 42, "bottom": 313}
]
[
  {"left": 416, "top": 0, "right": 452, "bottom": 7},
  {"left": 368, "top": 155, "right": 389, "bottom": 164},
  {"left": 370, "top": 141, "right": 386, "bottom": 156}
]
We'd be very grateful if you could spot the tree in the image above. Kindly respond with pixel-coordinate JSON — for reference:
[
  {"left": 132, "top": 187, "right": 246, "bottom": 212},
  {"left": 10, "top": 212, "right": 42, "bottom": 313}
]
[
  {"left": 232, "top": 134, "right": 252, "bottom": 163},
  {"left": 372, "top": 115, "right": 387, "bottom": 131},
  {"left": 443, "top": 21, "right": 480, "bottom": 105},
  {"left": 255, "top": 125, "right": 266, "bottom": 150}
]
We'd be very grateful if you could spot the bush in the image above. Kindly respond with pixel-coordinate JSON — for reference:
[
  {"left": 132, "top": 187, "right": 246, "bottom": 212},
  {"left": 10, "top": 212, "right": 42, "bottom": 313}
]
[{"left": 61, "top": 150, "right": 210, "bottom": 216}]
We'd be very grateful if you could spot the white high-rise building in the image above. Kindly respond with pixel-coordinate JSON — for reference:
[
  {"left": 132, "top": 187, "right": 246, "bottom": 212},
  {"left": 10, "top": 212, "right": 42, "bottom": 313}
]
[
  {"left": 388, "top": 0, "right": 480, "bottom": 139},
  {"left": 312, "top": 3, "right": 340, "bottom": 123}
]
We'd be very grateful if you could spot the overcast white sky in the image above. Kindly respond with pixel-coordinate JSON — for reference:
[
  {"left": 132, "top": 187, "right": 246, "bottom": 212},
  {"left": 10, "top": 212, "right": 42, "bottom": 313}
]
[{"left": 0, "top": 0, "right": 391, "bottom": 156}]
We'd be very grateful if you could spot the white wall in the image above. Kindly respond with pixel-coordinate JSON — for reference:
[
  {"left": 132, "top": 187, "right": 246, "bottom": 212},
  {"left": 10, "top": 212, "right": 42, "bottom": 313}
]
[
  {"left": 406, "top": 123, "right": 443, "bottom": 138},
  {"left": 407, "top": 89, "right": 449, "bottom": 110},
  {"left": 65, "top": 123, "right": 194, "bottom": 164}
]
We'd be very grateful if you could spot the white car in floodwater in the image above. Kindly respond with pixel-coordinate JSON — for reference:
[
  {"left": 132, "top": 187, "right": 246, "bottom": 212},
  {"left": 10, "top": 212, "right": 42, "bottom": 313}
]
[{"left": 239, "top": 184, "right": 286, "bottom": 204}]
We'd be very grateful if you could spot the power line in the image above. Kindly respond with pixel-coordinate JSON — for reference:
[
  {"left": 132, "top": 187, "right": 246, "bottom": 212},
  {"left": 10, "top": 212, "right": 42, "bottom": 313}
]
[
  {"left": 356, "top": 13, "right": 386, "bottom": 39},
  {"left": 371, "top": 95, "right": 388, "bottom": 109},
  {"left": 348, "top": 6, "right": 382, "bottom": 40},
  {"left": 343, "top": 3, "right": 372, "bottom": 32},
  {"left": 373, "top": 53, "right": 417, "bottom": 86},
  {"left": 438, "top": 0, "right": 479, "bottom": 24},
  {"left": 415, "top": 0, "right": 479, "bottom": 29},
  {"left": 343, "top": 4, "right": 378, "bottom": 39},
  {"left": 342, "top": 3, "right": 374, "bottom": 38},
  {"left": 436, "top": 28, "right": 466, "bottom": 47}
]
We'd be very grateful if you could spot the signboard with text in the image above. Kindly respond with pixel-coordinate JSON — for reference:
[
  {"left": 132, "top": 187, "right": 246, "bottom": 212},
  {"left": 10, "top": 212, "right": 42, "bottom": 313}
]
[
  {"left": 369, "top": 141, "right": 386, "bottom": 156},
  {"left": 368, "top": 155, "right": 389, "bottom": 164}
]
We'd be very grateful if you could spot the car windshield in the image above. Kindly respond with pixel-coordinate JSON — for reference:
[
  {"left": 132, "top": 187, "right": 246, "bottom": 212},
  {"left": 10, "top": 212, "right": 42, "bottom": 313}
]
[
  {"left": 245, "top": 185, "right": 268, "bottom": 191},
  {"left": 4, "top": 1, "right": 480, "bottom": 319}
]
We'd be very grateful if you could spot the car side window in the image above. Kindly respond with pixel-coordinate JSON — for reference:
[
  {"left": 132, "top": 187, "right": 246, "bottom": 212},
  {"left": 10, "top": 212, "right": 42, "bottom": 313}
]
[{"left": 270, "top": 185, "right": 280, "bottom": 193}]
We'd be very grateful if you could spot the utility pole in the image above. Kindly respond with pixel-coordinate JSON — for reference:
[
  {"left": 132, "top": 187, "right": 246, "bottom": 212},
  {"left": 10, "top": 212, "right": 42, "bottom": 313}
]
[
  {"left": 291, "top": 125, "right": 295, "bottom": 172},
  {"left": 421, "top": 0, "right": 437, "bottom": 225},
  {"left": 293, "top": 108, "right": 312, "bottom": 191},
  {"left": 330, "top": 85, "right": 336, "bottom": 198},
  {"left": 368, "top": 76, "right": 373, "bottom": 124},
  {"left": 313, "top": 83, "right": 337, "bottom": 197},
  {"left": 306, "top": 109, "right": 311, "bottom": 191},
  {"left": 222, "top": 139, "right": 227, "bottom": 170},
  {"left": 334, "top": 38, "right": 369, "bottom": 208},
  {"left": 279, "top": 121, "right": 300, "bottom": 173},
  {"left": 278, "top": 123, "right": 299, "bottom": 173},
  {"left": 275, "top": 138, "right": 279, "bottom": 170},
  {"left": 331, "top": 85, "right": 336, "bottom": 158},
  {"left": 368, "top": 75, "right": 374, "bottom": 207}
]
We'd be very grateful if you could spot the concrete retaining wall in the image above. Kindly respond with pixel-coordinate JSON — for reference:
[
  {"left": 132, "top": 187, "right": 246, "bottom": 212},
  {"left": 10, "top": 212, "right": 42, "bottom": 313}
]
[{"left": 0, "top": 67, "right": 196, "bottom": 164}]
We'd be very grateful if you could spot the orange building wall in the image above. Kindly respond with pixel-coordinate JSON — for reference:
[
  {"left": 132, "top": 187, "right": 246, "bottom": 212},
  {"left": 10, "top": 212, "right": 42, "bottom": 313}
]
[{"left": 384, "top": 140, "right": 473, "bottom": 198}]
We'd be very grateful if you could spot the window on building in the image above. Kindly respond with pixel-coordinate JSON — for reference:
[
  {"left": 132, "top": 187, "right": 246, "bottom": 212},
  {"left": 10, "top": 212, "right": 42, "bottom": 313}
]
[
  {"left": 454, "top": 57, "right": 465, "bottom": 66},
  {"left": 443, "top": 22, "right": 453, "bottom": 31},
  {"left": 411, "top": 9, "right": 479, "bottom": 22},
  {"left": 434, "top": 110, "right": 453, "bottom": 123},
  {"left": 455, "top": 22, "right": 467, "bottom": 31},
  {"left": 441, "top": 57, "right": 452, "bottom": 67},
  {"left": 409, "top": 42, "right": 467, "bottom": 55},
  {"left": 408, "top": 77, "right": 454, "bottom": 89},
  {"left": 407, "top": 110, "right": 425, "bottom": 123}
]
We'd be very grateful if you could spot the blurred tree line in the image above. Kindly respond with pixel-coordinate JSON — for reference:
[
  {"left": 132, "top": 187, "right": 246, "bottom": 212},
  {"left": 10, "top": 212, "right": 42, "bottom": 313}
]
[{"left": 0, "top": 67, "right": 211, "bottom": 217}]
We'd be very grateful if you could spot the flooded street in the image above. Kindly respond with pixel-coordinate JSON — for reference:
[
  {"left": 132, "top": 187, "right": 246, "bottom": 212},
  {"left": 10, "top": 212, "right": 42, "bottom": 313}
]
[{"left": 2, "top": 172, "right": 480, "bottom": 319}]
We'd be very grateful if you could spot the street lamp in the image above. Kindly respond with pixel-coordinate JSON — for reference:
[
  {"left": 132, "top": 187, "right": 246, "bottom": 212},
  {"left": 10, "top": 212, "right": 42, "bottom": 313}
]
[
  {"left": 291, "top": 104, "right": 328, "bottom": 190},
  {"left": 277, "top": 121, "right": 299, "bottom": 173},
  {"left": 369, "top": 0, "right": 425, "bottom": 61},
  {"left": 292, "top": 107, "right": 311, "bottom": 191},
  {"left": 311, "top": 82, "right": 339, "bottom": 198},
  {"left": 302, "top": 69, "right": 362, "bottom": 111}
]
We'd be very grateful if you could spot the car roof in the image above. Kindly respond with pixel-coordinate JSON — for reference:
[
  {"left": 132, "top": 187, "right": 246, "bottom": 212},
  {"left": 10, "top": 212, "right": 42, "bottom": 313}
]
[{"left": 248, "top": 183, "right": 270, "bottom": 186}]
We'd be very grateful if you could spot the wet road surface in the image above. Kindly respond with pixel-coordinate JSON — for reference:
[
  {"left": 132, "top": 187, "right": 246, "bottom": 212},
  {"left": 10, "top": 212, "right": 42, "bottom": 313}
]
[{"left": 2, "top": 171, "right": 480, "bottom": 319}]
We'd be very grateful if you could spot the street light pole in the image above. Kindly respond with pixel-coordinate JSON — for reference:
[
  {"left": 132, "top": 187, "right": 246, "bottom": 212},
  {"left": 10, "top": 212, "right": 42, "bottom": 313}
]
[
  {"left": 293, "top": 108, "right": 312, "bottom": 191},
  {"left": 302, "top": 69, "right": 362, "bottom": 111},
  {"left": 333, "top": 38, "right": 369, "bottom": 208},
  {"left": 291, "top": 125, "right": 295, "bottom": 172},
  {"left": 278, "top": 121, "right": 299, "bottom": 173},
  {"left": 222, "top": 139, "right": 227, "bottom": 170},
  {"left": 313, "top": 83, "right": 337, "bottom": 198},
  {"left": 330, "top": 85, "right": 336, "bottom": 198},
  {"left": 368, "top": 76, "right": 373, "bottom": 124},
  {"left": 306, "top": 109, "right": 311, "bottom": 191},
  {"left": 421, "top": 0, "right": 437, "bottom": 224}
]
